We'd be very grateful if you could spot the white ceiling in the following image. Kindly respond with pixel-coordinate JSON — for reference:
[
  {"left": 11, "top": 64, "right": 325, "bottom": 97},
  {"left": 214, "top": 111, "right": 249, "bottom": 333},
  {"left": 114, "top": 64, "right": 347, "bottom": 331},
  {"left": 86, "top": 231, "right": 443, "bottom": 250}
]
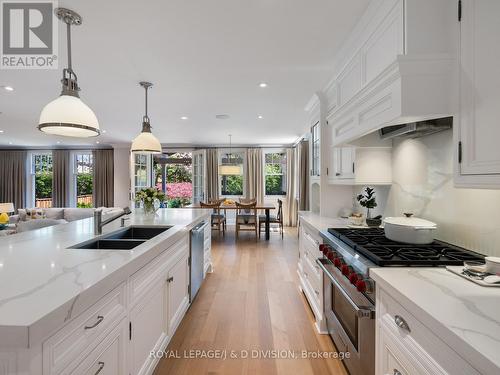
[{"left": 0, "top": 0, "right": 370, "bottom": 147}]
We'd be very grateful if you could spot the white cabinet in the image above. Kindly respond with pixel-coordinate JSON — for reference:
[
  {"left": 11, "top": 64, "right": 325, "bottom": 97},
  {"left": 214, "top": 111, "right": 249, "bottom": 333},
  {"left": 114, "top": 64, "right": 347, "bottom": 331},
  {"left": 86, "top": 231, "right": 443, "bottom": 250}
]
[
  {"left": 330, "top": 147, "right": 356, "bottom": 182},
  {"left": 166, "top": 255, "right": 189, "bottom": 335},
  {"left": 456, "top": 0, "right": 500, "bottom": 188},
  {"left": 375, "top": 288, "right": 480, "bottom": 375},
  {"left": 297, "top": 220, "right": 325, "bottom": 333},
  {"left": 328, "top": 147, "right": 392, "bottom": 186},
  {"left": 128, "top": 238, "right": 189, "bottom": 375},
  {"left": 129, "top": 281, "right": 168, "bottom": 375},
  {"left": 72, "top": 319, "right": 128, "bottom": 375},
  {"left": 325, "top": 0, "right": 455, "bottom": 147}
]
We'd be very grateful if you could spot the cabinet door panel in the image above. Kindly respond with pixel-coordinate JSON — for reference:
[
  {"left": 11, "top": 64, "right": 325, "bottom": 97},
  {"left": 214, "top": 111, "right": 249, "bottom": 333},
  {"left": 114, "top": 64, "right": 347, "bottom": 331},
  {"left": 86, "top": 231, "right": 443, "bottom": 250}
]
[
  {"left": 129, "top": 282, "right": 167, "bottom": 375},
  {"left": 460, "top": 0, "right": 500, "bottom": 175},
  {"left": 167, "top": 255, "right": 189, "bottom": 335}
]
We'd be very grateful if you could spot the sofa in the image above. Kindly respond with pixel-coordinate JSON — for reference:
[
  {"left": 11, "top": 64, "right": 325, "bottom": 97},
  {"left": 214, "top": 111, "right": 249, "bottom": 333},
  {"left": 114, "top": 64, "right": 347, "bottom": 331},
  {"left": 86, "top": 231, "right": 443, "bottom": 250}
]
[{"left": 6, "top": 207, "right": 124, "bottom": 235}]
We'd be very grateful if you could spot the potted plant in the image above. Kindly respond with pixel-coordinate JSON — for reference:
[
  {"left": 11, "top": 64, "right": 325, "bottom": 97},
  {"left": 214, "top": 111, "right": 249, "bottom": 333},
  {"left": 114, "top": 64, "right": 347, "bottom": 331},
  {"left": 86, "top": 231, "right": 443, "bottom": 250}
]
[
  {"left": 356, "top": 187, "right": 382, "bottom": 227},
  {"left": 135, "top": 187, "right": 166, "bottom": 215}
]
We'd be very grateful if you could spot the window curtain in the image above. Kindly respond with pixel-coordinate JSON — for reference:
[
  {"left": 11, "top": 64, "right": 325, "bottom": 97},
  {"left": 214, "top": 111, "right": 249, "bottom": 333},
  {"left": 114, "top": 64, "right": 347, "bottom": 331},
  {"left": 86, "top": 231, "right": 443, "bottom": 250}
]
[
  {"left": 206, "top": 149, "right": 219, "bottom": 202},
  {"left": 93, "top": 149, "right": 114, "bottom": 207},
  {"left": 298, "top": 140, "right": 310, "bottom": 211},
  {"left": 285, "top": 148, "right": 298, "bottom": 226},
  {"left": 52, "top": 150, "right": 70, "bottom": 207},
  {"left": 245, "top": 148, "right": 264, "bottom": 205},
  {"left": 0, "top": 150, "right": 26, "bottom": 211}
]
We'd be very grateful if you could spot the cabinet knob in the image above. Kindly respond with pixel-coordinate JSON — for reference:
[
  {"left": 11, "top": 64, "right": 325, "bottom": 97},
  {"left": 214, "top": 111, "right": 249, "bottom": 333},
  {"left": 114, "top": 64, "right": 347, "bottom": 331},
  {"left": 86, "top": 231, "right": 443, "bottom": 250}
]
[
  {"left": 84, "top": 315, "right": 104, "bottom": 330},
  {"left": 167, "top": 276, "right": 174, "bottom": 283},
  {"left": 94, "top": 361, "right": 105, "bottom": 375},
  {"left": 394, "top": 315, "right": 411, "bottom": 333}
]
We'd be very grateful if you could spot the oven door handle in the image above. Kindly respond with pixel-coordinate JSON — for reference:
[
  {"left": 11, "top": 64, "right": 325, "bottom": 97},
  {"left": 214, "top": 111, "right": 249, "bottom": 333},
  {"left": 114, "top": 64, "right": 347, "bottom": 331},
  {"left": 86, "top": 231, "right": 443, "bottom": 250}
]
[{"left": 317, "top": 259, "right": 375, "bottom": 319}]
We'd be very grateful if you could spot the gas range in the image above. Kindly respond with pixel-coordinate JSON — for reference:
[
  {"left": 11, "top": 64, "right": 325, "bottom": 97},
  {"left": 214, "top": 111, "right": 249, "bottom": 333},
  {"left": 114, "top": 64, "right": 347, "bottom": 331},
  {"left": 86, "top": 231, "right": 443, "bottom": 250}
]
[{"left": 316, "top": 227, "right": 485, "bottom": 375}]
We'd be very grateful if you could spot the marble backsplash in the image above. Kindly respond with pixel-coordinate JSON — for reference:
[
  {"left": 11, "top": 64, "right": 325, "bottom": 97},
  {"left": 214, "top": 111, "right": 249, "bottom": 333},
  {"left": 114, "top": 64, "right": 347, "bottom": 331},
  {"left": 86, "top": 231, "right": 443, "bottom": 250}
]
[{"left": 354, "top": 129, "right": 500, "bottom": 257}]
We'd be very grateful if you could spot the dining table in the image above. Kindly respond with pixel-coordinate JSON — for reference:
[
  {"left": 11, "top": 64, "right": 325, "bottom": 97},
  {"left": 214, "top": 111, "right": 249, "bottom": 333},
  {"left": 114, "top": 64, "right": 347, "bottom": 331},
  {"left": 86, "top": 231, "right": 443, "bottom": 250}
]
[{"left": 188, "top": 203, "right": 276, "bottom": 240}]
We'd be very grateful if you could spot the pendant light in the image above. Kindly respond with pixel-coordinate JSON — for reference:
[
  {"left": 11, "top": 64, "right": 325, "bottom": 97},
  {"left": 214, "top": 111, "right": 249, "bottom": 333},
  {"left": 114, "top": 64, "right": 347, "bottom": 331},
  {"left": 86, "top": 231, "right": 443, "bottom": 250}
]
[
  {"left": 131, "top": 82, "right": 162, "bottom": 154},
  {"left": 219, "top": 134, "right": 242, "bottom": 175},
  {"left": 38, "top": 8, "right": 99, "bottom": 137}
]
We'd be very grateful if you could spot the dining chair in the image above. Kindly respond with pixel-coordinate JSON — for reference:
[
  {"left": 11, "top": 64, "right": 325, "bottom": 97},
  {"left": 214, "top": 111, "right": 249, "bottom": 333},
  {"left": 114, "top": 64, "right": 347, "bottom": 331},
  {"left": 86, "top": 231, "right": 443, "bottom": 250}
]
[
  {"left": 259, "top": 199, "right": 283, "bottom": 239},
  {"left": 235, "top": 201, "right": 257, "bottom": 239},
  {"left": 200, "top": 201, "right": 226, "bottom": 235}
]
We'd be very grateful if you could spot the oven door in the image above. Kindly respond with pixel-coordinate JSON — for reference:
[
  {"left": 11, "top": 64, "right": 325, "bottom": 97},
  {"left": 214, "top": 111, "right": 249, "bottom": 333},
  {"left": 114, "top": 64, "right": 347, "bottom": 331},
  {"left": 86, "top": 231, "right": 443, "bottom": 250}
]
[{"left": 317, "top": 259, "right": 375, "bottom": 375}]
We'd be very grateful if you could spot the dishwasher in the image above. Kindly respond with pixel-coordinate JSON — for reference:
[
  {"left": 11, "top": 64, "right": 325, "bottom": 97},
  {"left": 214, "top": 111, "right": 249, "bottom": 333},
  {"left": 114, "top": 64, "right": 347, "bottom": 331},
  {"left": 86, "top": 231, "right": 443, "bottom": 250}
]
[{"left": 190, "top": 221, "right": 208, "bottom": 302}]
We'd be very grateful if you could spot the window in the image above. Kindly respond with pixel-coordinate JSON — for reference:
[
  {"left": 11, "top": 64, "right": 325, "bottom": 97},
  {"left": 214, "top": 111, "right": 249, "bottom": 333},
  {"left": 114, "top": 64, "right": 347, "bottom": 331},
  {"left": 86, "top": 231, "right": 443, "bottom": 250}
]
[
  {"left": 265, "top": 152, "right": 287, "bottom": 195},
  {"left": 219, "top": 151, "right": 244, "bottom": 196},
  {"left": 74, "top": 153, "right": 93, "bottom": 208},
  {"left": 133, "top": 153, "right": 151, "bottom": 192},
  {"left": 32, "top": 153, "right": 53, "bottom": 208}
]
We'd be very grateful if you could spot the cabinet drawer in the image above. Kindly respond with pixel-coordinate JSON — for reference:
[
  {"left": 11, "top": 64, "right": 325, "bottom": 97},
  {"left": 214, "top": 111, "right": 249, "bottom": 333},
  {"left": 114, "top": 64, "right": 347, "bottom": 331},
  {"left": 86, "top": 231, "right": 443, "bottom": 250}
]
[
  {"left": 43, "top": 284, "right": 126, "bottom": 375},
  {"left": 378, "top": 289, "right": 480, "bottom": 375},
  {"left": 129, "top": 236, "right": 188, "bottom": 306},
  {"left": 71, "top": 318, "right": 127, "bottom": 375},
  {"left": 302, "top": 260, "right": 322, "bottom": 306}
]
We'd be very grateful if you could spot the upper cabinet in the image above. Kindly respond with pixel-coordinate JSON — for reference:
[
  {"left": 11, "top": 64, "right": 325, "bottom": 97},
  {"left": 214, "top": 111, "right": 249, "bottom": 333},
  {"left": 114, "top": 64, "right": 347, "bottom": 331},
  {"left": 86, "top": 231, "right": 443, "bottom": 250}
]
[
  {"left": 326, "top": 0, "right": 456, "bottom": 147},
  {"left": 456, "top": 0, "right": 500, "bottom": 188}
]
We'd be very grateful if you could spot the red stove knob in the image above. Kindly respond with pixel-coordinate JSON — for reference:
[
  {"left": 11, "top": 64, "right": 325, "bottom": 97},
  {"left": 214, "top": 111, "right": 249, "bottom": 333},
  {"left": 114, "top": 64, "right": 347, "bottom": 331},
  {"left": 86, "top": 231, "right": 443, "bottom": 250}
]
[
  {"left": 327, "top": 250, "right": 337, "bottom": 260},
  {"left": 348, "top": 272, "right": 359, "bottom": 285},
  {"left": 341, "top": 265, "right": 351, "bottom": 276},
  {"left": 356, "top": 279, "right": 367, "bottom": 293},
  {"left": 333, "top": 257, "right": 342, "bottom": 267},
  {"left": 319, "top": 244, "right": 327, "bottom": 253}
]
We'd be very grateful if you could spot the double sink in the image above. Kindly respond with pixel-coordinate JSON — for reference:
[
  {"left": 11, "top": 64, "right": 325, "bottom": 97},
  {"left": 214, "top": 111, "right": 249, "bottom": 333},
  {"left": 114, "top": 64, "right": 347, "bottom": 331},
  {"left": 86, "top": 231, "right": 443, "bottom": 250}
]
[{"left": 71, "top": 226, "right": 171, "bottom": 250}]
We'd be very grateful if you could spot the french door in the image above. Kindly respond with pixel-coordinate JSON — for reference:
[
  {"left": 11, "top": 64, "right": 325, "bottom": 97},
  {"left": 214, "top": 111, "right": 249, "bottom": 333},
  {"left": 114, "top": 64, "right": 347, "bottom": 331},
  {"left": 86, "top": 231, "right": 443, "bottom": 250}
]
[{"left": 192, "top": 150, "right": 206, "bottom": 204}]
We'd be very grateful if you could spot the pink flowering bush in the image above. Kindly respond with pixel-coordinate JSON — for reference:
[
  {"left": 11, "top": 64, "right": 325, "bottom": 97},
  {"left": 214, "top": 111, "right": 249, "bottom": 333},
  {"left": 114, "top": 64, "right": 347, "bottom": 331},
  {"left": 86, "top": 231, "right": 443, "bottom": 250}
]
[{"left": 156, "top": 182, "right": 192, "bottom": 199}]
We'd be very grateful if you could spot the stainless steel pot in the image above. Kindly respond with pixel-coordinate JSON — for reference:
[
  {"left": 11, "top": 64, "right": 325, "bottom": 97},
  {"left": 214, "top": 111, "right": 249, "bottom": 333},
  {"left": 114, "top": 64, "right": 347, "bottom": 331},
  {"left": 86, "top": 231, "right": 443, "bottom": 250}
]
[{"left": 383, "top": 213, "right": 437, "bottom": 244}]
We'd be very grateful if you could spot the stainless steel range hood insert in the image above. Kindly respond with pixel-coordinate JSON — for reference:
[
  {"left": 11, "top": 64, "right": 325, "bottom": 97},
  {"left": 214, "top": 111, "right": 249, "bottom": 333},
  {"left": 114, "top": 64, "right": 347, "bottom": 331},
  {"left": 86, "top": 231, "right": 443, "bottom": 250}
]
[{"left": 379, "top": 117, "right": 452, "bottom": 140}]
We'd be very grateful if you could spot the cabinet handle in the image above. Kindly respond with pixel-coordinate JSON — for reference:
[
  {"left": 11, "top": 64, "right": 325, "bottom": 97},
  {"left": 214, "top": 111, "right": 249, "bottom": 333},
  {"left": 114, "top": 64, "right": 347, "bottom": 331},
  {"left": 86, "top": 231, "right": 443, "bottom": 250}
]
[
  {"left": 394, "top": 315, "right": 411, "bottom": 333},
  {"left": 84, "top": 315, "right": 104, "bottom": 330},
  {"left": 94, "top": 361, "right": 105, "bottom": 375},
  {"left": 167, "top": 276, "right": 174, "bottom": 283},
  {"left": 314, "top": 290, "right": 320, "bottom": 296},
  {"left": 393, "top": 370, "right": 402, "bottom": 375},
  {"left": 335, "top": 172, "right": 341, "bottom": 176}
]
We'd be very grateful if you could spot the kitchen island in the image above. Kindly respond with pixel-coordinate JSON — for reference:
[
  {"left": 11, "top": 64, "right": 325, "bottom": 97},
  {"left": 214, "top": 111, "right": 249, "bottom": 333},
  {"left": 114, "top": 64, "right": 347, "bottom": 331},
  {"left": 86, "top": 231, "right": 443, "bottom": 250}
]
[{"left": 0, "top": 208, "right": 211, "bottom": 375}]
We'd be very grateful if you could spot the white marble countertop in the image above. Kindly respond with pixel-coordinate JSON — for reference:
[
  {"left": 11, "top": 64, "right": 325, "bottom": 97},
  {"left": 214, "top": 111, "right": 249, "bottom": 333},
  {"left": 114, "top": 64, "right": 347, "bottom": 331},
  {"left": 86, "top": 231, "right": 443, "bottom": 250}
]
[
  {"left": 298, "top": 211, "right": 349, "bottom": 233},
  {"left": 370, "top": 267, "right": 500, "bottom": 375},
  {"left": 0, "top": 208, "right": 210, "bottom": 348}
]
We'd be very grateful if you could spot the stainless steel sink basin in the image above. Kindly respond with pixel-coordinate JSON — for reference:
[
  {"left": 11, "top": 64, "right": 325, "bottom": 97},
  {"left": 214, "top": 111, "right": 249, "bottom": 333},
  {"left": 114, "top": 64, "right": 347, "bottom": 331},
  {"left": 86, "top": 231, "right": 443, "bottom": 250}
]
[
  {"left": 72, "top": 239, "right": 146, "bottom": 250},
  {"left": 69, "top": 226, "right": 171, "bottom": 250},
  {"left": 105, "top": 226, "right": 171, "bottom": 240}
]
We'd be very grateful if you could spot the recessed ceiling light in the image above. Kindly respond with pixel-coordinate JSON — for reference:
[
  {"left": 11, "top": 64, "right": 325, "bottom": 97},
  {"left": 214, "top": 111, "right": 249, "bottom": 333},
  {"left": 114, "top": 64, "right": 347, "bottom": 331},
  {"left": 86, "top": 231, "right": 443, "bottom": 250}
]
[
  {"left": 259, "top": 82, "right": 268, "bottom": 88},
  {"left": 0, "top": 130, "right": 4, "bottom": 133},
  {"left": 8, "top": 141, "right": 13, "bottom": 145},
  {"left": 102, "top": 129, "right": 106, "bottom": 133},
  {"left": 56, "top": 141, "right": 61, "bottom": 144},
  {"left": 180, "top": 116, "right": 188, "bottom": 120},
  {"left": 3, "top": 86, "right": 14, "bottom": 92},
  {"left": 258, "top": 115, "right": 264, "bottom": 119},
  {"left": 96, "top": 141, "right": 100, "bottom": 144}
]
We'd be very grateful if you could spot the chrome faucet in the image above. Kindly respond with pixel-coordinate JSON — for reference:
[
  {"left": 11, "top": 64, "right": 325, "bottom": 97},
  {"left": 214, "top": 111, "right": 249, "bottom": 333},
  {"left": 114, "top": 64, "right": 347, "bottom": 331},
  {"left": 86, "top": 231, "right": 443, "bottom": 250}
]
[{"left": 94, "top": 207, "right": 131, "bottom": 235}]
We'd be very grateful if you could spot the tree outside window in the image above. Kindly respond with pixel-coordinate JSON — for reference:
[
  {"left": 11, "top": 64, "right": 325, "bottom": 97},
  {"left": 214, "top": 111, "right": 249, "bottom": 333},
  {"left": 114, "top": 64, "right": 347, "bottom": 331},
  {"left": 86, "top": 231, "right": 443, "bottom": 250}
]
[
  {"left": 154, "top": 152, "right": 193, "bottom": 208},
  {"left": 75, "top": 153, "right": 93, "bottom": 208},
  {"left": 265, "top": 152, "right": 287, "bottom": 196},
  {"left": 33, "top": 153, "right": 53, "bottom": 208},
  {"left": 220, "top": 152, "right": 244, "bottom": 196}
]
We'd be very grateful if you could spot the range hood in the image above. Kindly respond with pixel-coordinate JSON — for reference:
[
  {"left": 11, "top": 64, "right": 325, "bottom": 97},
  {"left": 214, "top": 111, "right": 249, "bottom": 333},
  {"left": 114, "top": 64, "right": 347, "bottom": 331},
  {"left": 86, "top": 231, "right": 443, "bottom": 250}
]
[{"left": 379, "top": 117, "right": 452, "bottom": 140}]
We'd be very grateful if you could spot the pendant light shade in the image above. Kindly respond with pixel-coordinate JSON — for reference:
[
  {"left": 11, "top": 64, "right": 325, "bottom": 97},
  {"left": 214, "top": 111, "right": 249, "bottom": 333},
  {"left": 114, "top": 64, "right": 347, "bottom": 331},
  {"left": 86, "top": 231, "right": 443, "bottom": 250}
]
[
  {"left": 219, "top": 134, "right": 241, "bottom": 175},
  {"left": 131, "top": 82, "right": 162, "bottom": 154},
  {"left": 38, "top": 8, "right": 100, "bottom": 137},
  {"left": 39, "top": 95, "right": 99, "bottom": 137}
]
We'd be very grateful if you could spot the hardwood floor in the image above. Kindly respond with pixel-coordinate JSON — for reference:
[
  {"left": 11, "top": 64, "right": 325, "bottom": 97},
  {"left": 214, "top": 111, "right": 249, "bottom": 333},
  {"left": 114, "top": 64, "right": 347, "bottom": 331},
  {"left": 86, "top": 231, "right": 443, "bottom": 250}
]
[{"left": 153, "top": 228, "right": 348, "bottom": 375}]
